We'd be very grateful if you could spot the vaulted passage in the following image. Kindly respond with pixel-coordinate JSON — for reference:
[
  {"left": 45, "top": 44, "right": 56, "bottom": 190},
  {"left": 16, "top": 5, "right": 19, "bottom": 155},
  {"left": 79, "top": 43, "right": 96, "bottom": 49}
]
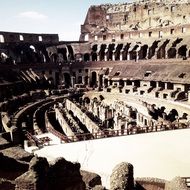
[
  {"left": 64, "top": 73, "right": 71, "bottom": 87},
  {"left": 178, "top": 45, "right": 187, "bottom": 58},
  {"left": 58, "top": 47, "right": 68, "bottom": 61},
  {"left": 67, "top": 45, "right": 74, "bottom": 61},
  {"left": 115, "top": 44, "right": 123, "bottom": 60},
  {"left": 107, "top": 44, "right": 115, "bottom": 61},
  {"left": 122, "top": 43, "right": 130, "bottom": 60},
  {"left": 148, "top": 40, "right": 160, "bottom": 59},
  {"left": 129, "top": 45, "right": 139, "bottom": 60},
  {"left": 157, "top": 39, "right": 169, "bottom": 59},
  {"left": 84, "top": 53, "right": 90, "bottom": 61},
  {"left": 91, "top": 44, "right": 98, "bottom": 61},
  {"left": 138, "top": 45, "right": 148, "bottom": 59},
  {"left": 99, "top": 44, "right": 107, "bottom": 61},
  {"left": 168, "top": 48, "right": 176, "bottom": 59},
  {"left": 90, "top": 71, "right": 97, "bottom": 87}
]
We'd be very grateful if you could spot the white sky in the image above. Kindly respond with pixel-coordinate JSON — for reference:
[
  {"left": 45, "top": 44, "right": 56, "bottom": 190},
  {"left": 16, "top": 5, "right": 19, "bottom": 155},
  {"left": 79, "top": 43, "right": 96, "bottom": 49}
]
[{"left": 0, "top": 0, "right": 131, "bottom": 41}]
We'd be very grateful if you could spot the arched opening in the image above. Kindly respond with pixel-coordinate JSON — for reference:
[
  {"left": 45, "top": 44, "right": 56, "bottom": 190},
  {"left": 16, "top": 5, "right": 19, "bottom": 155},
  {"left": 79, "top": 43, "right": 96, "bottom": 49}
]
[
  {"left": 157, "top": 39, "right": 169, "bottom": 59},
  {"left": 78, "top": 76, "right": 82, "bottom": 84},
  {"left": 129, "top": 45, "right": 139, "bottom": 60},
  {"left": 122, "top": 43, "right": 130, "bottom": 60},
  {"left": 126, "top": 80, "right": 132, "bottom": 85},
  {"left": 84, "top": 97, "right": 90, "bottom": 104},
  {"left": 119, "top": 79, "right": 124, "bottom": 87},
  {"left": 107, "top": 44, "right": 115, "bottom": 61},
  {"left": 99, "top": 74, "right": 103, "bottom": 88},
  {"left": 58, "top": 48, "right": 68, "bottom": 62},
  {"left": 104, "top": 78, "right": 108, "bottom": 87},
  {"left": 115, "top": 44, "right": 123, "bottom": 60},
  {"left": 67, "top": 45, "right": 74, "bottom": 61},
  {"left": 0, "top": 35, "right": 4, "bottom": 43},
  {"left": 150, "top": 81, "right": 156, "bottom": 88},
  {"left": 63, "top": 73, "right": 71, "bottom": 88},
  {"left": 84, "top": 76, "right": 88, "bottom": 85},
  {"left": 167, "top": 48, "right": 176, "bottom": 59},
  {"left": 138, "top": 45, "right": 148, "bottom": 59},
  {"left": 148, "top": 40, "right": 160, "bottom": 59},
  {"left": 99, "top": 44, "right": 107, "bottom": 61},
  {"left": 178, "top": 45, "right": 187, "bottom": 59},
  {"left": 90, "top": 71, "right": 97, "bottom": 88},
  {"left": 91, "top": 45, "right": 98, "bottom": 61},
  {"left": 92, "top": 52, "right": 97, "bottom": 61},
  {"left": 84, "top": 53, "right": 90, "bottom": 62}
]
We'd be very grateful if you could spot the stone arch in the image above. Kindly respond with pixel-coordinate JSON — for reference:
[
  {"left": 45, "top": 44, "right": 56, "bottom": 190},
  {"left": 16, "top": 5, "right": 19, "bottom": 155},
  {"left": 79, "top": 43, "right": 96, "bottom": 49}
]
[
  {"left": 119, "top": 79, "right": 124, "bottom": 87},
  {"left": 148, "top": 40, "right": 160, "bottom": 59},
  {"left": 78, "top": 76, "right": 82, "bottom": 84},
  {"left": 115, "top": 44, "right": 123, "bottom": 60},
  {"left": 107, "top": 44, "right": 115, "bottom": 61},
  {"left": 157, "top": 39, "right": 170, "bottom": 59},
  {"left": 58, "top": 47, "right": 68, "bottom": 61},
  {"left": 99, "top": 44, "right": 107, "bottom": 61},
  {"left": 84, "top": 53, "right": 90, "bottom": 62},
  {"left": 63, "top": 73, "right": 71, "bottom": 88},
  {"left": 138, "top": 44, "right": 148, "bottom": 60},
  {"left": 84, "top": 76, "right": 88, "bottom": 85},
  {"left": 175, "top": 91, "right": 186, "bottom": 101},
  {"left": 99, "top": 74, "right": 103, "bottom": 88},
  {"left": 91, "top": 44, "right": 98, "bottom": 61},
  {"left": 129, "top": 45, "right": 139, "bottom": 60},
  {"left": 178, "top": 45, "right": 187, "bottom": 58},
  {"left": 67, "top": 45, "right": 74, "bottom": 61},
  {"left": 122, "top": 43, "right": 130, "bottom": 60},
  {"left": 167, "top": 48, "right": 176, "bottom": 59},
  {"left": 104, "top": 78, "right": 108, "bottom": 87},
  {"left": 90, "top": 71, "right": 97, "bottom": 88}
]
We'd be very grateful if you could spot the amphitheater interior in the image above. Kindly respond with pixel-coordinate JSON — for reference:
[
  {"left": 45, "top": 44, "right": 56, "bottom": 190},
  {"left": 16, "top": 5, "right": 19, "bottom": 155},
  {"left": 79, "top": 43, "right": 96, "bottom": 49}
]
[{"left": 0, "top": 0, "right": 190, "bottom": 189}]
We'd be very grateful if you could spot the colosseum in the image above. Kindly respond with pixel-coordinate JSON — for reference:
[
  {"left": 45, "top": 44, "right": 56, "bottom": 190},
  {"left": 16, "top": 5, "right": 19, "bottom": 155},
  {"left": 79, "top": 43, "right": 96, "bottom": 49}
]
[{"left": 0, "top": 0, "right": 190, "bottom": 189}]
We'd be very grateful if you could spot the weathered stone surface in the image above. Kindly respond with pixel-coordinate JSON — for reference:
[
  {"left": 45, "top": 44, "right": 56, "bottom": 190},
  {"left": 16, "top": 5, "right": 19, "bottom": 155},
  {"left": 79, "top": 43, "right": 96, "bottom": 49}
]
[
  {"left": 92, "top": 185, "right": 107, "bottom": 190},
  {"left": 0, "top": 178, "right": 15, "bottom": 190},
  {"left": 0, "top": 135, "right": 11, "bottom": 150},
  {"left": 48, "top": 157, "right": 85, "bottom": 190},
  {"left": 0, "top": 146, "right": 33, "bottom": 162},
  {"left": 110, "top": 162, "right": 134, "bottom": 190},
  {"left": 135, "top": 177, "right": 166, "bottom": 190},
  {"left": 81, "top": 170, "right": 102, "bottom": 188},
  {"left": 0, "top": 152, "right": 28, "bottom": 180},
  {"left": 15, "top": 156, "right": 49, "bottom": 190},
  {"left": 165, "top": 176, "right": 189, "bottom": 190}
]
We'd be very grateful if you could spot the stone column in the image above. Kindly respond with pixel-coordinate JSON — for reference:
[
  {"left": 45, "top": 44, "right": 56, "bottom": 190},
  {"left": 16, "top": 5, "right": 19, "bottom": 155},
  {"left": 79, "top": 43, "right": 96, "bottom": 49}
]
[
  {"left": 82, "top": 76, "right": 85, "bottom": 85},
  {"left": 104, "top": 54, "right": 107, "bottom": 61},
  {"left": 127, "top": 53, "right": 130, "bottom": 60},
  {"left": 120, "top": 51, "right": 123, "bottom": 61},
  {"left": 112, "top": 52, "right": 115, "bottom": 61},
  {"left": 71, "top": 76, "right": 75, "bottom": 87},
  {"left": 97, "top": 55, "right": 100, "bottom": 61},
  {"left": 136, "top": 51, "right": 139, "bottom": 62}
]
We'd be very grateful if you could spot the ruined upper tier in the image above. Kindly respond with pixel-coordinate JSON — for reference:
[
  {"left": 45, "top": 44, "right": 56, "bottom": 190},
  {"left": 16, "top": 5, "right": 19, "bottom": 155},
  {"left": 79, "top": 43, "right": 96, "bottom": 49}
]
[{"left": 80, "top": 0, "right": 190, "bottom": 42}]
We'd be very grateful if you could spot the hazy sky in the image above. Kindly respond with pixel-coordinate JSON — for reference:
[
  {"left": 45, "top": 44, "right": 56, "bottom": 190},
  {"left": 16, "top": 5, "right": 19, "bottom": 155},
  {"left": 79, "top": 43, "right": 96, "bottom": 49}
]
[{"left": 0, "top": 0, "right": 131, "bottom": 41}]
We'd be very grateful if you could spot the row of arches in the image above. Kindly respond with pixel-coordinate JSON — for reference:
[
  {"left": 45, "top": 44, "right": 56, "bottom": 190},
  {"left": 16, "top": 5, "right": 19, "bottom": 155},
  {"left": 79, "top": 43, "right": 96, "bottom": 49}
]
[
  {"left": 0, "top": 44, "right": 75, "bottom": 65},
  {"left": 89, "top": 38, "right": 189, "bottom": 62}
]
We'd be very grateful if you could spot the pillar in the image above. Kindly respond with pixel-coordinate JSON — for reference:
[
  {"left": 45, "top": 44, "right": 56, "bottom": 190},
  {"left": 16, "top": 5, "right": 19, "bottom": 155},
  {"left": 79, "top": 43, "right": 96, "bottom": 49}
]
[
  {"left": 112, "top": 52, "right": 115, "bottom": 61},
  {"left": 71, "top": 76, "right": 75, "bottom": 87},
  {"left": 120, "top": 51, "right": 123, "bottom": 61},
  {"left": 127, "top": 53, "right": 130, "bottom": 60}
]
